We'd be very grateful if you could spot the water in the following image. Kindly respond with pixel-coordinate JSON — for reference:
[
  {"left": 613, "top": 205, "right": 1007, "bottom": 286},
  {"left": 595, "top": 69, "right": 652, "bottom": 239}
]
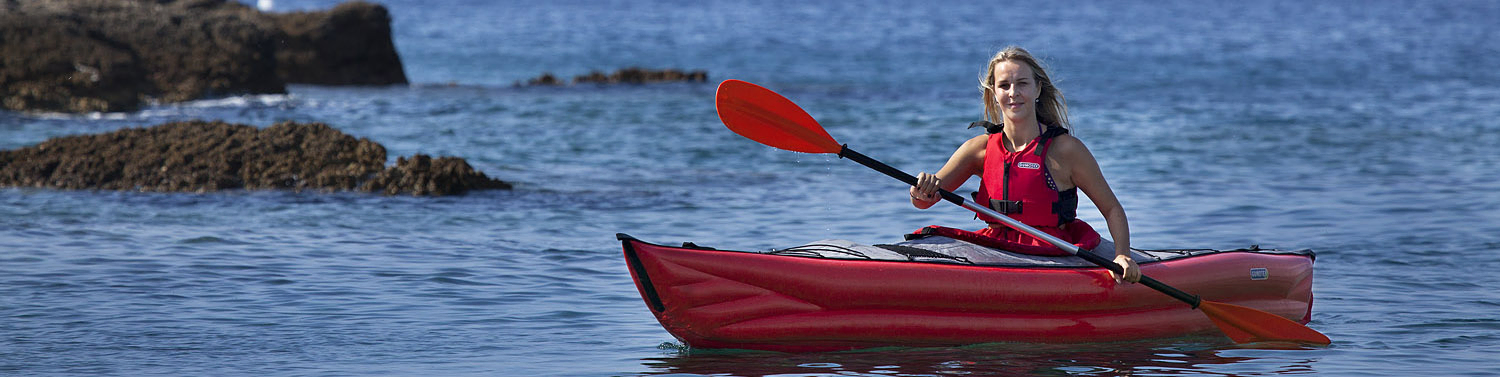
[{"left": 3, "top": 0, "right": 1499, "bottom": 375}]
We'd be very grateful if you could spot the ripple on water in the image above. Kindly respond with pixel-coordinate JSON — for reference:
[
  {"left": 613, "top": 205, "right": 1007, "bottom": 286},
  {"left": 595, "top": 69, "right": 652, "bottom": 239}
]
[
  {"left": 177, "top": 235, "right": 248, "bottom": 245},
  {"left": 425, "top": 276, "right": 495, "bottom": 286}
]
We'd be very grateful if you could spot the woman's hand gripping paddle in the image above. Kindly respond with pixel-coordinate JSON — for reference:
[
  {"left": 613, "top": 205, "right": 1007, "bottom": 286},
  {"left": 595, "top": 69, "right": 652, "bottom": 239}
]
[{"left": 713, "top": 79, "right": 1331, "bottom": 346}]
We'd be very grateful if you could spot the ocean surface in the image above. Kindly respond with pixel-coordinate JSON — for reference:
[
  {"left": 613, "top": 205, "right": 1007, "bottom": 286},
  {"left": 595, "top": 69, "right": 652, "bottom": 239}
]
[{"left": 4, "top": 0, "right": 1500, "bottom": 375}]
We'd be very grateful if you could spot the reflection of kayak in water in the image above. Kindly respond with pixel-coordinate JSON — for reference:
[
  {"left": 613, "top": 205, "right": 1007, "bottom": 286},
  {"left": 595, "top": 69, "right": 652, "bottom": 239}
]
[{"left": 617, "top": 233, "right": 1316, "bottom": 352}]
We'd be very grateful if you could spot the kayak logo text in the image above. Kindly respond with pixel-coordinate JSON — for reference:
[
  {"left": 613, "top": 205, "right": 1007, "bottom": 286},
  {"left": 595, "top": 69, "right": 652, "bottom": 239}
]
[{"left": 1250, "top": 268, "right": 1269, "bottom": 280}]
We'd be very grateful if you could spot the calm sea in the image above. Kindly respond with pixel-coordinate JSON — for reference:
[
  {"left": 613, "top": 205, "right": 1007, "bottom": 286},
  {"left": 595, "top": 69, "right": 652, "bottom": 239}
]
[{"left": 4, "top": 0, "right": 1499, "bottom": 375}]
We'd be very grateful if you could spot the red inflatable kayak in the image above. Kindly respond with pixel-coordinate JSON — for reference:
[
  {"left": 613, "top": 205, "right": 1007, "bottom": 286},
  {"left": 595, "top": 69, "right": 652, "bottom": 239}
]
[{"left": 617, "top": 233, "right": 1316, "bottom": 352}]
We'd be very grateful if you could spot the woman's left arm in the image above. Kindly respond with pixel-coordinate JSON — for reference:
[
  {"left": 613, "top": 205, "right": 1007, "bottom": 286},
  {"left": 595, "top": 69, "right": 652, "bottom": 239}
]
[{"left": 1053, "top": 136, "right": 1141, "bottom": 283}]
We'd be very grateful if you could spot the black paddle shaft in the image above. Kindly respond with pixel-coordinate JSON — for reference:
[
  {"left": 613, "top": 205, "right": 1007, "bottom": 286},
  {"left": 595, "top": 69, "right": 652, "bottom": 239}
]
[
  {"left": 838, "top": 145, "right": 1204, "bottom": 309},
  {"left": 838, "top": 146, "right": 967, "bottom": 205}
]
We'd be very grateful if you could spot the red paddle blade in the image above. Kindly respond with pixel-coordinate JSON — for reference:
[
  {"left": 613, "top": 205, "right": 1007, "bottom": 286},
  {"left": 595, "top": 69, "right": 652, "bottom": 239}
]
[
  {"left": 715, "top": 79, "right": 842, "bottom": 154},
  {"left": 1198, "top": 300, "right": 1331, "bottom": 346}
]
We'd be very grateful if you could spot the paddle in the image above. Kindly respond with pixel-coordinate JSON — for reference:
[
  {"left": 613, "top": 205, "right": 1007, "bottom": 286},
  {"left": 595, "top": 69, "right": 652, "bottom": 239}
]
[{"left": 714, "top": 79, "right": 1331, "bottom": 346}]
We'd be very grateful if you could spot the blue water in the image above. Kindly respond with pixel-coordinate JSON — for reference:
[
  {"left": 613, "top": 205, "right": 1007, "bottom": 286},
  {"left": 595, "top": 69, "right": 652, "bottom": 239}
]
[{"left": 3, "top": 0, "right": 1499, "bottom": 375}]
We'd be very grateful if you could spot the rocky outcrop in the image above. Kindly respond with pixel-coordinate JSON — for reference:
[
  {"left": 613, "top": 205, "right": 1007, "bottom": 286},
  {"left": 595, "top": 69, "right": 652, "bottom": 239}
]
[
  {"left": 0, "top": 121, "right": 510, "bottom": 196},
  {"left": 0, "top": 0, "right": 281, "bottom": 113},
  {"left": 521, "top": 68, "right": 708, "bottom": 86},
  {"left": 0, "top": 0, "right": 406, "bottom": 113},
  {"left": 273, "top": 1, "right": 408, "bottom": 85}
]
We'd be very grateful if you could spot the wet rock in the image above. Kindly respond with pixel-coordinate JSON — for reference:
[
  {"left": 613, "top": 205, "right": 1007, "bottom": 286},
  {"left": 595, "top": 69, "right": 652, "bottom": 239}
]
[
  {"left": 362, "top": 154, "right": 512, "bottom": 196},
  {"left": 1, "top": 0, "right": 281, "bottom": 113},
  {"left": 519, "top": 68, "right": 708, "bottom": 86},
  {"left": 0, "top": 120, "right": 510, "bottom": 196},
  {"left": 0, "top": 0, "right": 406, "bottom": 113},
  {"left": 526, "top": 73, "right": 563, "bottom": 86},
  {"left": 272, "top": 1, "right": 408, "bottom": 85}
]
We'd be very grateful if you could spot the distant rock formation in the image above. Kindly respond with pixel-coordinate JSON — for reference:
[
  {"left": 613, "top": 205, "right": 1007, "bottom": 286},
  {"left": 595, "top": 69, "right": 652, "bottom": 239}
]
[
  {"left": 0, "top": 0, "right": 407, "bottom": 113},
  {"left": 0, "top": 121, "right": 510, "bottom": 196},
  {"left": 521, "top": 68, "right": 708, "bottom": 86}
]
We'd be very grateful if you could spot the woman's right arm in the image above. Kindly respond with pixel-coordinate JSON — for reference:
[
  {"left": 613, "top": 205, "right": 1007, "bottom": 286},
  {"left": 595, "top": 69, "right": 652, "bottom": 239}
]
[{"left": 911, "top": 134, "right": 987, "bottom": 209}]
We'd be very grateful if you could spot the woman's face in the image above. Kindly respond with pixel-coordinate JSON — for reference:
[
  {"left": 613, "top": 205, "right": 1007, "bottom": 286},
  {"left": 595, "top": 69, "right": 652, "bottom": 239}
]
[{"left": 991, "top": 60, "right": 1040, "bottom": 123}]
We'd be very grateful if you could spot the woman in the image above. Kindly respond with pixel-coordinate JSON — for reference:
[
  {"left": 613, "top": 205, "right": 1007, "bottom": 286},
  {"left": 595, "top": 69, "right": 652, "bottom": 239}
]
[{"left": 908, "top": 46, "right": 1141, "bottom": 283}]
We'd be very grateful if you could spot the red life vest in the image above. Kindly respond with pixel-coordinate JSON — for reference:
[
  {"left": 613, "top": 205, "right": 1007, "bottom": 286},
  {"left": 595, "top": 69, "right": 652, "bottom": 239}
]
[
  {"left": 972, "top": 124, "right": 1079, "bottom": 228},
  {"left": 911, "top": 122, "right": 1101, "bottom": 256}
]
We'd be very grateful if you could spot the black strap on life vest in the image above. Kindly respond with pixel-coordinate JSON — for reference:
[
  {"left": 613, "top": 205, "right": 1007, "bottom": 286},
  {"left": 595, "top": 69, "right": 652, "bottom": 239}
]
[
  {"left": 1054, "top": 188, "right": 1078, "bottom": 225},
  {"left": 968, "top": 120, "right": 1005, "bottom": 134},
  {"left": 968, "top": 120, "right": 1067, "bottom": 140}
]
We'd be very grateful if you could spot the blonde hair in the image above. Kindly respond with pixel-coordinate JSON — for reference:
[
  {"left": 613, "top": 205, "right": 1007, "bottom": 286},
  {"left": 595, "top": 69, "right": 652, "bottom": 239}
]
[{"left": 980, "top": 46, "right": 1070, "bottom": 131}]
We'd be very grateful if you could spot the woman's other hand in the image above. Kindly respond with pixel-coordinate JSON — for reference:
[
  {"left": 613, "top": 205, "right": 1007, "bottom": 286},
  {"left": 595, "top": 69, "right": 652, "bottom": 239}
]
[{"left": 1112, "top": 254, "right": 1141, "bottom": 283}]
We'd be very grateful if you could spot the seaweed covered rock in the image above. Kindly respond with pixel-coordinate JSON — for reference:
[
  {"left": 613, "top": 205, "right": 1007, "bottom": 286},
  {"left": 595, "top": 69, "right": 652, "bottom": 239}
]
[
  {"left": 362, "top": 154, "right": 512, "bottom": 196},
  {"left": 0, "top": 120, "right": 509, "bottom": 196}
]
